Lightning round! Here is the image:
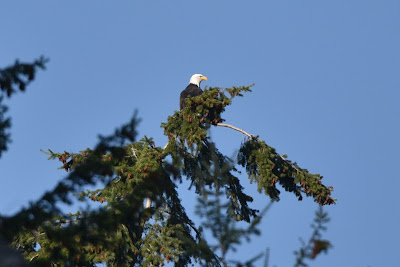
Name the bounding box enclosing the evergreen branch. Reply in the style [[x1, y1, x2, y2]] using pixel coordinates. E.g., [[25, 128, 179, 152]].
[[294, 206, 332, 267], [216, 122, 300, 172], [0, 56, 48, 97], [0, 58, 47, 157], [164, 207, 202, 240], [1, 114, 140, 244], [0, 97, 11, 158]]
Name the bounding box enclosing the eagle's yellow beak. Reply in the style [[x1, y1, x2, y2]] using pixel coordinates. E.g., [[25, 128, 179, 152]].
[[201, 76, 208, 81]]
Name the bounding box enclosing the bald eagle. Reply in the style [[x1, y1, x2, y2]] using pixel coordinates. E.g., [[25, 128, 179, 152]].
[[180, 74, 208, 110]]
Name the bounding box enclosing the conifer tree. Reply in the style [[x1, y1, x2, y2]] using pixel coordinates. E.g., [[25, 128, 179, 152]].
[[0, 67, 335, 265]]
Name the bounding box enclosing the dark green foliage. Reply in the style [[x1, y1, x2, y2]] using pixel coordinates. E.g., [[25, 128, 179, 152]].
[[238, 139, 335, 205], [165, 138, 257, 223], [196, 180, 273, 267], [0, 57, 48, 97], [0, 57, 47, 158], [0, 97, 11, 158], [0, 82, 335, 266]]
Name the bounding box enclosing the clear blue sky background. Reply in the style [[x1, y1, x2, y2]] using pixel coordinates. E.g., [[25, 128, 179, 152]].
[[1, 1, 399, 266]]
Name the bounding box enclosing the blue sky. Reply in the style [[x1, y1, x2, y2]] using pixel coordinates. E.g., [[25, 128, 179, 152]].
[[1, 1, 399, 266]]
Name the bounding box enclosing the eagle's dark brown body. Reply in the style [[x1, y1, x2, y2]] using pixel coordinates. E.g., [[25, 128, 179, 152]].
[[180, 83, 203, 110]]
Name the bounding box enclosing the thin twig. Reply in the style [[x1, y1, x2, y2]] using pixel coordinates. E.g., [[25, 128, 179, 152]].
[[278, 154, 299, 172], [30, 254, 39, 262], [216, 123, 255, 139], [163, 141, 169, 150]]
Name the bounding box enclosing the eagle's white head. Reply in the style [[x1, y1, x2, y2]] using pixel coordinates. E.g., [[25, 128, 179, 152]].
[[189, 74, 208, 87]]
